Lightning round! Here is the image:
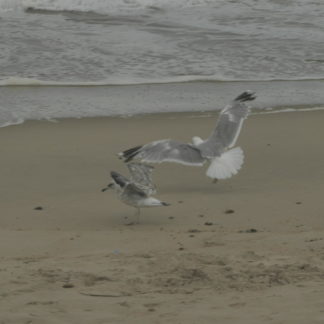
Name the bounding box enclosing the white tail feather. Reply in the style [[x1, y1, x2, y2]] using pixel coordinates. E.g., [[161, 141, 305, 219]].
[[206, 147, 244, 179]]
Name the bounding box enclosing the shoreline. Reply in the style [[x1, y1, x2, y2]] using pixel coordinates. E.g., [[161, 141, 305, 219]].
[[1, 79, 324, 128], [1, 109, 324, 323], [1, 102, 324, 129]]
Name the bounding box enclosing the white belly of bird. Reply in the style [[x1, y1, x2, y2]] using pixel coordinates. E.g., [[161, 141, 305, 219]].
[[122, 196, 164, 208]]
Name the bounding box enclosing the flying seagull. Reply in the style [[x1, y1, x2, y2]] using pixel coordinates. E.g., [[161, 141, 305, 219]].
[[102, 162, 170, 224], [118, 91, 256, 181]]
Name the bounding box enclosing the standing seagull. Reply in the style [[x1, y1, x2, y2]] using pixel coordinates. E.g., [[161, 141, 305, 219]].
[[118, 91, 256, 181], [102, 162, 170, 224]]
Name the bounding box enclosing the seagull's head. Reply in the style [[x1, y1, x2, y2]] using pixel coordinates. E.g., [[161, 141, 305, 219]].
[[192, 136, 204, 146]]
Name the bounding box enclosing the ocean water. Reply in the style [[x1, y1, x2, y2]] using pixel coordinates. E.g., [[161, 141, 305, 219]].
[[0, 0, 323, 126]]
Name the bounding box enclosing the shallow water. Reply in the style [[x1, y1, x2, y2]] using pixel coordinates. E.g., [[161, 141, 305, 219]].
[[1, 80, 323, 127]]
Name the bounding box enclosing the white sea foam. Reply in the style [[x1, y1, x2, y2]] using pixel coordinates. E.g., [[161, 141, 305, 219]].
[[0, 0, 22, 12], [1, 76, 324, 87], [0, 76, 213, 87], [1, 78, 323, 128], [0, 118, 25, 128], [1, 104, 323, 129], [253, 107, 324, 115]]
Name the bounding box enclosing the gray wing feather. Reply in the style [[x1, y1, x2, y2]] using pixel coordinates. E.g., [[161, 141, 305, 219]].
[[127, 162, 156, 195], [197, 99, 250, 157], [123, 183, 147, 198], [136, 139, 205, 166]]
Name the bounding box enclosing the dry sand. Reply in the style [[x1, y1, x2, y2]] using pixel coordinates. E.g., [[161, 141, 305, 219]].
[[1, 109, 324, 323]]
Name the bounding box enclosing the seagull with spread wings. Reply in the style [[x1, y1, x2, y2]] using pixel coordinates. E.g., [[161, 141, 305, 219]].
[[118, 91, 256, 181], [102, 162, 170, 224]]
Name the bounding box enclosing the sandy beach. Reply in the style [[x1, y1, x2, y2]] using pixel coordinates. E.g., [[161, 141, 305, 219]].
[[1, 109, 324, 323]]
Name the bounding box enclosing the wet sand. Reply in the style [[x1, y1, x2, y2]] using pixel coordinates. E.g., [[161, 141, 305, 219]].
[[1, 109, 324, 323]]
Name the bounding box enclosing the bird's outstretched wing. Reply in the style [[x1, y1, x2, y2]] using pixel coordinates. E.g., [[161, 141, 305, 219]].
[[123, 183, 147, 198], [197, 91, 256, 158], [110, 171, 129, 188], [127, 162, 156, 195], [120, 139, 205, 166]]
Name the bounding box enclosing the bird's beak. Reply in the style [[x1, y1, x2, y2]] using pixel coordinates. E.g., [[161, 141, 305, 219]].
[[101, 183, 114, 192]]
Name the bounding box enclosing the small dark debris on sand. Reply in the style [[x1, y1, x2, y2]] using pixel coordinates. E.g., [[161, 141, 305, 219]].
[[34, 206, 43, 210], [204, 222, 213, 226], [296, 201, 302, 205], [224, 209, 235, 214], [239, 228, 258, 233], [305, 237, 323, 243], [188, 229, 201, 233], [168, 216, 175, 220], [62, 283, 74, 288]]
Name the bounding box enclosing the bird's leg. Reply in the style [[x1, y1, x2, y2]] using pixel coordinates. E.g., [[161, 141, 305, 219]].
[[123, 215, 134, 226], [135, 207, 141, 224], [212, 178, 218, 184], [123, 208, 141, 226]]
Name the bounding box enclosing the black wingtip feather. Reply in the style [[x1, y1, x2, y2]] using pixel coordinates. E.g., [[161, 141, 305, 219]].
[[124, 154, 136, 163], [121, 145, 142, 162], [122, 145, 142, 156], [234, 91, 256, 102]]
